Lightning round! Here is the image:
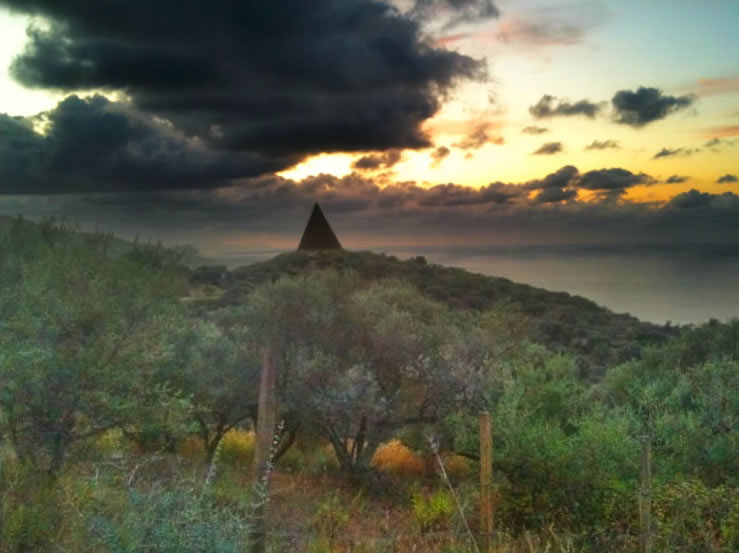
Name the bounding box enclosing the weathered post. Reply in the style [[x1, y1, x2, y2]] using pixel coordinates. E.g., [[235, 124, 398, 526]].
[[251, 346, 278, 553], [479, 411, 493, 553], [639, 433, 652, 553], [254, 347, 277, 478]]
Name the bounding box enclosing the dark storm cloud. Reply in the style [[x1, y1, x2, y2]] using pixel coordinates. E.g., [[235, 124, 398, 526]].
[[665, 175, 690, 184], [522, 125, 548, 135], [532, 142, 563, 155], [584, 139, 620, 151], [4, 0, 485, 184], [529, 95, 602, 119], [652, 147, 700, 159], [430, 146, 450, 166], [578, 168, 655, 192], [452, 123, 504, 150], [0, 114, 44, 189], [352, 150, 403, 170], [611, 87, 695, 127], [717, 174, 738, 183], [1, 95, 286, 194]]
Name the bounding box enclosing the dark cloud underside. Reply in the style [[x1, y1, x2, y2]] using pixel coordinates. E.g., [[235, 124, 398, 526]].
[[533, 187, 577, 204], [578, 168, 655, 193], [524, 165, 579, 190], [352, 150, 403, 170]]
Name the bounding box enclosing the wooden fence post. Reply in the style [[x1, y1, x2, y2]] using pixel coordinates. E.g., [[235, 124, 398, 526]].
[[639, 433, 652, 553], [479, 411, 493, 553], [251, 346, 278, 553]]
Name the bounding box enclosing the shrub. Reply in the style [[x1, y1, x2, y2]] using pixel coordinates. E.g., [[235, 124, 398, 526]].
[[372, 440, 426, 477], [654, 479, 739, 552], [411, 486, 455, 534], [219, 429, 256, 467]]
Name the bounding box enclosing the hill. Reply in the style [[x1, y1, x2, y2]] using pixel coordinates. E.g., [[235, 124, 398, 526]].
[[189, 249, 676, 377], [0, 215, 213, 267]]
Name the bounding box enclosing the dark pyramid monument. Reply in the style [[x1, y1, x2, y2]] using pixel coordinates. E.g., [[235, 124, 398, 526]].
[[298, 203, 342, 250]]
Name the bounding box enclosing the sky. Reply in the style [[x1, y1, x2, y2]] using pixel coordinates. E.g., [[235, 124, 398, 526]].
[[0, 0, 738, 255]]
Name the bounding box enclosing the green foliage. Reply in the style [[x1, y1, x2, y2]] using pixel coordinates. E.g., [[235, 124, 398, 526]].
[[1, 220, 736, 552], [88, 484, 251, 553], [245, 271, 488, 474], [168, 313, 260, 461], [0, 219, 189, 472], [206, 249, 675, 372], [311, 492, 351, 547], [411, 487, 455, 534], [438, 322, 738, 542], [599, 322, 738, 485], [654, 478, 739, 552], [0, 462, 61, 553]]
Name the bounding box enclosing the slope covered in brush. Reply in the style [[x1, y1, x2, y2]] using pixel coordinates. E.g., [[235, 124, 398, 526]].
[[190, 249, 676, 377]]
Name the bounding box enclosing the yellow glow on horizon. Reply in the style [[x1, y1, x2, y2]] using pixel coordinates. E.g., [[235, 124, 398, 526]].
[[277, 153, 356, 180]]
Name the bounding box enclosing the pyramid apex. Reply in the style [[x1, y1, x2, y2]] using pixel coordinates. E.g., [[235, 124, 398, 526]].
[[298, 203, 342, 251]]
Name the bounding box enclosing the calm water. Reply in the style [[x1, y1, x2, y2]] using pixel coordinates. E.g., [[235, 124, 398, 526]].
[[209, 243, 739, 325], [386, 244, 739, 325]]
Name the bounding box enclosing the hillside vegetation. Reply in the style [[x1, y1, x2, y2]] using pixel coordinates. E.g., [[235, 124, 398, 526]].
[[0, 219, 736, 553], [191, 249, 676, 377]]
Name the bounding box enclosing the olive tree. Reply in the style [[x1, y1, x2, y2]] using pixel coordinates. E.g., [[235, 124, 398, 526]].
[[168, 310, 261, 463], [246, 271, 487, 474]]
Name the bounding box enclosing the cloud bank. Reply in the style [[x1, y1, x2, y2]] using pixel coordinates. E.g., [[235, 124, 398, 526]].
[[2, 0, 486, 193]]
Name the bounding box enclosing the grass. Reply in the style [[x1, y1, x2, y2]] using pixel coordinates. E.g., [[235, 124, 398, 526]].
[[3, 431, 734, 552]]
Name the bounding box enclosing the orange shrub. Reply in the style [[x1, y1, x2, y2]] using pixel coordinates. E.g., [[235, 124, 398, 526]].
[[371, 440, 426, 477]]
